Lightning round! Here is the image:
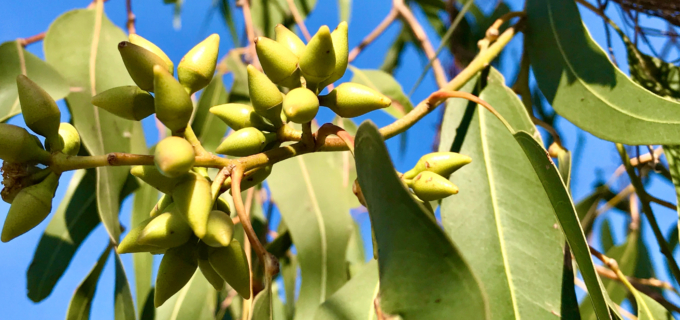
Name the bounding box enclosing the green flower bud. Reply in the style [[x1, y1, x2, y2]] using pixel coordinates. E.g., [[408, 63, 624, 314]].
[[16, 75, 61, 146], [202, 210, 234, 248], [215, 197, 231, 214], [56, 123, 81, 156], [150, 194, 173, 218], [131, 165, 182, 194], [299, 26, 336, 85], [209, 239, 251, 299], [197, 246, 224, 291], [402, 152, 472, 180], [155, 242, 198, 307], [129, 34, 174, 73], [319, 83, 391, 118], [215, 127, 276, 157], [138, 204, 193, 248], [178, 34, 220, 94], [222, 165, 272, 191], [0, 124, 50, 164], [410, 171, 459, 201], [117, 216, 163, 254], [255, 36, 299, 85], [209, 103, 275, 131], [320, 21, 349, 88], [91, 86, 155, 121], [283, 87, 319, 123], [154, 65, 193, 133], [172, 172, 212, 239], [118, 41, 172, 92], [154, 137, 195, 178], [1, 173, 59, 242], [247, 65, 284, 125], [275, 24, 306, 57]]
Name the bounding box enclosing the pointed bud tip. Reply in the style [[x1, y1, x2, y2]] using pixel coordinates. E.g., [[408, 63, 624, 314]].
[[118, 41, 129, 49]]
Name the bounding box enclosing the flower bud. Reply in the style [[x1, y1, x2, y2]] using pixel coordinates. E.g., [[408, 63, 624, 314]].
[[209, 239, 251, 298], [155, 242, 198, 307], [154, 65, 193, 133], [255, 36, 299, 86], [411, 171, 459, 201], [91, 86, 155, 121], [319, 83, 391, 118], [118, 41, 172, 92], [0, 124, 50, 164], [178, 34, 220, 94], [299, 26, 336, 85], [283, 87, 319, 123], [154, 137, 195, 178], [247, 65, 284, 125], [197, 246, 224, 290], [1, 173, 59, 242], [150, 194, 173, 217], [131, 165, 182, 194], [202, 210, 234, 247], [275, 24, 306, 57], [172, 172, 212, 239], [402, 152, 472, 180], [117, 216, 162, 254], [137, 204, 193, 248], [16, 75, 61, 147], [56, 123, 81, 156], [215, 127, 276, 157], [209, 103, 275, 131], [320, 21, 349, 88], [129, 34, 174, 73], [222, 165, 273, 191]]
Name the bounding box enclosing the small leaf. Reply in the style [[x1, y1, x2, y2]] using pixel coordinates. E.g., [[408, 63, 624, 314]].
[[349, 67, 414, 118], [66, 246, 111, 320], [0, 41, 69, 122], [314, 260, 378, 320], [192, 76, 229, 152], [114, 253, 136, 320], [355, 121, 489, 319], [526, 0, 680, 145], [155, 270, 216, 320]]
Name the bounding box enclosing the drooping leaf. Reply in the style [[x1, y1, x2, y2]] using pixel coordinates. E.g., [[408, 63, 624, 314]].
[[0, 41, 69, 122], [561, 246, 581, 320], [514, 131, 611, 320], [217, 0, 240, 47], [525, 0, 680, 145], [349, 67, 414, 119], [114, 253, 136, 320], [601, 219, 615, 253], [338, 0, 351, 23], [345, 221, 365, 278], [355, 121, 489, 319], [380, 26, 410, 74], [44, 7, 136, 243], [439, 68, 564, 319], [251, 279, 273, 320], [226, 51, 249, 104], [281, 253, 298, 320], [314, 260, 378, 320], [665, 146, 680, 249], [250, 0, 317, 38], [66, 246, 111, 320], [623, 30, 680, 100], [155, 270, 216, 320], [630, 287, 676, 320], [27, 169, 98, 302], [192, 75, 229, 152], [268, 152, 354, 320]]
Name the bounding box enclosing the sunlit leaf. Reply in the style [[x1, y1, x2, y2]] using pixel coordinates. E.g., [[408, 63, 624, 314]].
[[114, 253, 136, 320], [315, 260, 378, 320], [65, 246, 111, 320], [155, 270, 216, 320], [192, 76, 229, 152]]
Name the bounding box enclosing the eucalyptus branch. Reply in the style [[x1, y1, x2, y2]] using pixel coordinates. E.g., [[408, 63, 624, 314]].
[[348, 8, 398, 63], [284, 0, 311, 41], [125, 0, 136, 35], [595, 264, 678, 294], [183, 126, 209, 157], [646, 193, 677, 212], [17, 32, 46, 47], [477, 11, 525, 50], [617, 143, 680, 284], [236, 0, 260, 69]]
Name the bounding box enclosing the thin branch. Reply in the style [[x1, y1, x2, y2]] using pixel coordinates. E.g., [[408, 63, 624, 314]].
[[608, 147, 663, 186], [647, 193, 677, 212], [393, 0, 448, 88], [126, 0, 136, 35], [236, 0, 260, 69], [574, 278, 638, 320], [477, 11, 525, 50], [348, 8, 399, 63], [595, 265, 678, 294], [17, 32, 46, 47], [284, 0, 311, 41], [596, 184, 634, 216]]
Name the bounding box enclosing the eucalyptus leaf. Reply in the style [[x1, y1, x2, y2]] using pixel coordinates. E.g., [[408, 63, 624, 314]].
[[226, 51, 249, 104], [192, 75, 229, 152], [44, 8, 136, 243], [268, 152, 354, 320], [155, 270, 216, 320], [345, 222, 365, 278], [526, 0, 680, 145], [314, 260, 378, 320], [355, 121, 489, 319], [439, 68, 564, 319], [630, 287, 676, 320], [338, 0, 351, 23], [114, 253, 136, 320], [665, 146, 680, 249], [250, 0, 317, 38], [251, 279, 273, 320], [66, 246, 111, 320], [0, 40, 69, 123], [349, 67, 414, 118]]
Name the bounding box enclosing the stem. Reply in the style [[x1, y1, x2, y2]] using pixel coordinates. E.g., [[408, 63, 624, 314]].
[[284, 0, 311, 41], [237, 0, 259, 69], [183, 126, 209, 157], [126, 0, 136, 35], [348, 9, 398, 63], [617, 143, 680, 284], [17, 32, 46, 47]]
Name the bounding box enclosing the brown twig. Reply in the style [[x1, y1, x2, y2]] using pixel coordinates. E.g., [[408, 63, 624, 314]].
[[284, 0, 311, 41], [574, 278, 638, 320], [348, 8, 399, 63], [392, 0, 448, 88], [647, 193, 677, 211], [595, 265, 678, 294], [608, 147, 663, 186], [315, 124, 355, 155], [236, 0, 260, 69], [126, 0, 136, 35], [17, 32, 46, 47]]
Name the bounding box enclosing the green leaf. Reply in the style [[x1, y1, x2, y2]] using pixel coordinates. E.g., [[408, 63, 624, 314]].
[[349, 67, 414, 118], [252, 279, 273, 320], [665, 146, 680, 248], [268, 152, 354, 320], [345, 221, 365, 278], [630, 287, 676, 320], [338, 0, 351, 23], [513, 131, 612, 320], [439, 68, 564, 319], [600, 220, 615, 253], [226, 51, 249, 104], [114, 253, 136, 320], [281, 253, 298, 320], [66, 246, 111, 320], [0, 41, 69, 122], [192, 75, 229, 152], [525, 0, 680, 145], [217, 0, 240, 48], [27, 169, 98, 302], [155, 270, 216, 320], [314, 260, 378, 320], [250, 0, 317, 38], [44, 8, 136, 243], [380, 26, 409, 74], [355, 121, 489, 319], [561, 246, 581, 320]]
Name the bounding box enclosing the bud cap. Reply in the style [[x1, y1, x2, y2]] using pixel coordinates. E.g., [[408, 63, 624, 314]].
[[178, 34, 220, 94], [299, 26, 336, 84], [154, 137, 195, 178], [411, 171, 459, 201], [153, 65, 193, 133], [118, 41, 173, 92], [283, 87, 319, 123]]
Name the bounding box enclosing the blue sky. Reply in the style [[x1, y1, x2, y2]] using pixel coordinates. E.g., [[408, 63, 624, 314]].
[[0, 0, 678, 318]]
